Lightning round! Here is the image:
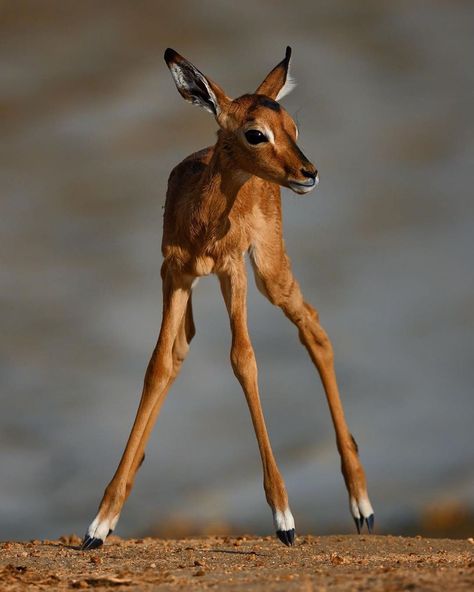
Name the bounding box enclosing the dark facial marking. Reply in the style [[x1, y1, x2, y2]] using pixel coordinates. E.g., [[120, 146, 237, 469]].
[[287, 132, 311, 166], [256, 95, 281, 111]]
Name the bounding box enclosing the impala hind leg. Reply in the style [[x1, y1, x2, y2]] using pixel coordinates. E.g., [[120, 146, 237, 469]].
[[251, 248, 374, 533], [219, 261, 295, 546], [81, 273, 193, 550]]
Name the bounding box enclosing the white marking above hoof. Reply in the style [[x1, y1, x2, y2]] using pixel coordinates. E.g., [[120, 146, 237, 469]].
[[272, 507, 295, 532], [350, 495, 374, 519], [86, 513, 118, 542]]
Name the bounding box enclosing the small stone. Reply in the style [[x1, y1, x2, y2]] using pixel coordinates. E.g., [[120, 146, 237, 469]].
[[194, 569, 206, 577], [71, 580, 89, 589], [330, 553, 346, 565], [48, 574, 60, 582]]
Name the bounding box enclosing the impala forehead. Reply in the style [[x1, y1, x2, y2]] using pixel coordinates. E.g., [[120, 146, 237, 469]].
[[244, 106, 297, 137], [229, 95, 298, 141]]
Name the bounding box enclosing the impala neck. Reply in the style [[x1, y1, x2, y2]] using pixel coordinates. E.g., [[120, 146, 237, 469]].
[[188, 135, 249, 237], [208, 132, 253, 198]]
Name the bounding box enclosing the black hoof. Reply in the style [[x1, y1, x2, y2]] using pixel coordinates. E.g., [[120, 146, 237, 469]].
[[354, 516, 364, 534], [366, 513, 375, 534], [81, 535, 104, 551], [276, 529, 295, 547]]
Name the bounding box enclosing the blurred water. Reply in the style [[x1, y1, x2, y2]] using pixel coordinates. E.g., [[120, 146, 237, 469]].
[[1, 1, 473, 540]]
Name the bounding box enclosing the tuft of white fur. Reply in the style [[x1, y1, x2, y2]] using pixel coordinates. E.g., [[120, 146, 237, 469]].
[[350, 495, 374, 519], [86, 515, 111, 541], [86, 512, 120, 541], [358, 497, 374, 517], [276, 73, 296, 101], [273, 507, 295, 531]]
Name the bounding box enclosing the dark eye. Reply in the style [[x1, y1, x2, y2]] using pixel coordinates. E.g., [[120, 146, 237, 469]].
[[244, 129, 268, 145]]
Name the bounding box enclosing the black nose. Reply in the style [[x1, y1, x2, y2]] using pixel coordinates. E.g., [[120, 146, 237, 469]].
[[301, 168, 317, 180]]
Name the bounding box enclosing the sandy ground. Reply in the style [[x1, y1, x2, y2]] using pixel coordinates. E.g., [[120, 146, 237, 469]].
[[0, 535, 473, 591]]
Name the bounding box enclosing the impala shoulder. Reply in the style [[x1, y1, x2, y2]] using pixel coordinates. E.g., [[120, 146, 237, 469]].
[[168, 146, 213, 182]]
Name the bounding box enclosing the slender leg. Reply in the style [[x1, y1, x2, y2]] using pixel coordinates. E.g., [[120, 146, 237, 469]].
[[250, 245, 374, 533], [123, 295, 196, 504], [219, 258, 295, 546], [82, 270, 193, 549]]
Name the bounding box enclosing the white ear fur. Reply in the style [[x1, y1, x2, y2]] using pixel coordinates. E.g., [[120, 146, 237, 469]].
[[168, 59, 220, 115], [255, 46, 295, 101], [275, 62, 296, 101]]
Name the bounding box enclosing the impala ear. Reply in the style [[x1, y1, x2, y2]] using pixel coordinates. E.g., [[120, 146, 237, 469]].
[[255, 46, 295, 101], [164, 48, 230, 117]]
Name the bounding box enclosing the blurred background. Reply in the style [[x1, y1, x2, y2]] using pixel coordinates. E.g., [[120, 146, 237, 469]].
[[1, 0, 473, 542]]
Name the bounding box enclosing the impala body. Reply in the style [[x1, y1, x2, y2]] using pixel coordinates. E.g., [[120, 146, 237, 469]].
[[82, 47, 374, 550]]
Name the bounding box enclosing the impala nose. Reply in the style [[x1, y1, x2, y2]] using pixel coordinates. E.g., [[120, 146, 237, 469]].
[[301, 168, 318, 180], [299, 167, 319, 188]]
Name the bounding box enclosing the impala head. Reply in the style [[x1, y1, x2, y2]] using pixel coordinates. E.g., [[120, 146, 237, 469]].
[[164, 47, 319, 195]]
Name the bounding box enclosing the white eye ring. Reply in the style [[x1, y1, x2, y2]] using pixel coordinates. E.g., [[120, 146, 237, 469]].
[[260, 125, 275, 145]]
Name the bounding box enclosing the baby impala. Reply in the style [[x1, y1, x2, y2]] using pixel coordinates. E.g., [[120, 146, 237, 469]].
[[82, 47, 374, 550]]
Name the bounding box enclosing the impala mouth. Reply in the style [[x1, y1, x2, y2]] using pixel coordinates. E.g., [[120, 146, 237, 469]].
[[288, 175, 319, 194]]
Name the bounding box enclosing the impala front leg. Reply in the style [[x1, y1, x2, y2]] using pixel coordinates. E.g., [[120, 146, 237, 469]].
[[122, 296, 196, 504], [81, 269, 192, 549], [251, 245, 375, 534], [219, 259, 295, 546]]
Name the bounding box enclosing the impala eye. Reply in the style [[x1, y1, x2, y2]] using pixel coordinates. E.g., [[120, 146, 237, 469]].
[[244, 129, 268, 145]]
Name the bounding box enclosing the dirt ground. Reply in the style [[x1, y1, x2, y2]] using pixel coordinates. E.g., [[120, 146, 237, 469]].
[[1, 535, 473, 591]]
